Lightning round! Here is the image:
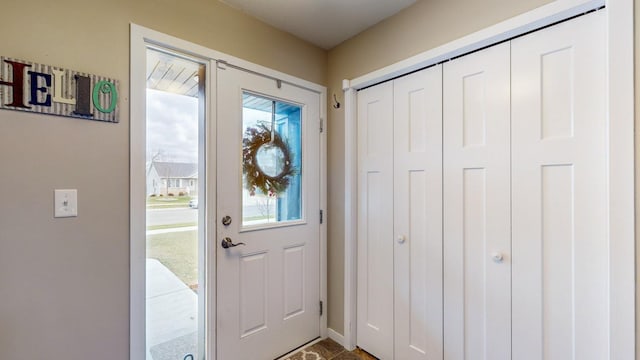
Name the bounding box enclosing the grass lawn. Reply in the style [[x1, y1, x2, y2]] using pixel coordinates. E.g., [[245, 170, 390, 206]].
[[147, 230, 198, 288], [147, 195, 194, 209]]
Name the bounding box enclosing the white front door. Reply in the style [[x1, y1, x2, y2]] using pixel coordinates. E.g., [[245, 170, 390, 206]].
[[216, 64, 321, 360]]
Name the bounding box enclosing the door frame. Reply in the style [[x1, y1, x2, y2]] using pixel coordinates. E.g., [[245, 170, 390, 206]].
[[130, 24, 328, 360], [343, 0, 634, 356]]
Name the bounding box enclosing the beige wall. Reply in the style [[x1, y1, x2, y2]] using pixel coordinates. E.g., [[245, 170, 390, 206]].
[[0, 1, 326, 359]]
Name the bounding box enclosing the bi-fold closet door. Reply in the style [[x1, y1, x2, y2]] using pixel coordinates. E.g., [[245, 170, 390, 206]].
[[358, 9, 608, 360], [444, 10, 607, 360], [510, 11, 608, 360], [442, 40, 512, 360], [357, 65, 443, 360]]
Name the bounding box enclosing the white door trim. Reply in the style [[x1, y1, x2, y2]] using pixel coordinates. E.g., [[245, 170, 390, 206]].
[[605, 0, 635, 356], [342, 0, 634, 355], [130, 24, 328, 360], [129, 23, 146, 360]]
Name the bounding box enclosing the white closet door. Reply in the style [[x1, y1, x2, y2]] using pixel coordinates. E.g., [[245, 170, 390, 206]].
[[443, 42, 511, 360], [357, 82, 394, 360], [511, 11, 607, 360], [394, 66, 443, 360]]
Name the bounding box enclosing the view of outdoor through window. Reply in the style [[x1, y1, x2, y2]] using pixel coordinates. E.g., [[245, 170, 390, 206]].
[[145, 48, 203, 360], [242, 93, 302, 227]]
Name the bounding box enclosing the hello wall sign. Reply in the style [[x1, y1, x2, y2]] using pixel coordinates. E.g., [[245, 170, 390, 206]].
[[0, 57, 119, 123]]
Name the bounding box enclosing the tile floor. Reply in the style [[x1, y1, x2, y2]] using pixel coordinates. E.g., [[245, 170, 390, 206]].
[[285, 338, 378, 360]]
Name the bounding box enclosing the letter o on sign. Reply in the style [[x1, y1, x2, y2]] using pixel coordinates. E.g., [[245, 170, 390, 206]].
[[92, 80, 118, 113]]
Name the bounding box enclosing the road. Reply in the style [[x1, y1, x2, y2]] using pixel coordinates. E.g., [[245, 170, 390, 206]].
[[146, 205, 268, 226], [147, 207, 197, 226]]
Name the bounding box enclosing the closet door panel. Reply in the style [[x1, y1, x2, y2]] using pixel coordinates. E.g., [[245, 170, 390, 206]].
[[511, 11, 607, 360], [443, 42, 511, 360], [357, 82, 394, 360], [394, 65, 443, 360]]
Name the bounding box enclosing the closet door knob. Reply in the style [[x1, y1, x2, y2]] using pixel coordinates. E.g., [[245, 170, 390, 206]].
[[491, 252, 504, 263], [397, 235, 406, 244]]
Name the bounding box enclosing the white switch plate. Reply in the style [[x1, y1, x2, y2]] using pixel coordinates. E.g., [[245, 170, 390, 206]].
[[54, 189, 78, 218]]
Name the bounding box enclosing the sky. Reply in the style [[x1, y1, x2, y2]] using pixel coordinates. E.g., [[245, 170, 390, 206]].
[[146, 89, 199, 164], [145, 89, 287, 165]]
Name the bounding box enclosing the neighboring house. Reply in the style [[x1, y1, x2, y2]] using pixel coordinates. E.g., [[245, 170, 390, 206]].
[[147, 161, 198, 196]]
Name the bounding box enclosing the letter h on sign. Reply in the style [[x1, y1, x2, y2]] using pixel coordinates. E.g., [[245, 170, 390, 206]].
[[0, 60, 31, 108]]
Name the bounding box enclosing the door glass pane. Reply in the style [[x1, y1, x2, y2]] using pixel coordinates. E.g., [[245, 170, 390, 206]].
[[242, 92, 302, 227], [145, 48, 204, 360]]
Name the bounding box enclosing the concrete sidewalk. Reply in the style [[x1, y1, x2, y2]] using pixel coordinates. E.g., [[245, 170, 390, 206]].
[[146, 258, 198, 360]]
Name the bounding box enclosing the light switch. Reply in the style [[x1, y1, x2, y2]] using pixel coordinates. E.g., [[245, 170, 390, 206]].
[[54, 189, 78, 218]]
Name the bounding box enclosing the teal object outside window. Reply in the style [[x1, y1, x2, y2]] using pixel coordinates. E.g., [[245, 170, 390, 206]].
[[276, 106, 301, 221]]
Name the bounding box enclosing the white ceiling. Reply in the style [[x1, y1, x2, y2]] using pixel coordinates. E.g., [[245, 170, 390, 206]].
[[219, 0, 417, 49]]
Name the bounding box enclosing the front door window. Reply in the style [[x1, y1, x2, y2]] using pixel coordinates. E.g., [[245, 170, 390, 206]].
[[241, 93, 303, 227]]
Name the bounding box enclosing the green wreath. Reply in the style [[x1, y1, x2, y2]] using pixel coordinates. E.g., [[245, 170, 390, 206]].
[[243, 124, 295, 196]]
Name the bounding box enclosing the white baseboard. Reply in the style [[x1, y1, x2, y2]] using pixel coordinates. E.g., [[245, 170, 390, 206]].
[[327, 328, 345, 348]]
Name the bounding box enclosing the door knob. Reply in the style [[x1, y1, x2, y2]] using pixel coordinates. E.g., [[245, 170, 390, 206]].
[[221, 237, 245, 249], [491, 252, 504, 263], [397, 235, 406, 244]]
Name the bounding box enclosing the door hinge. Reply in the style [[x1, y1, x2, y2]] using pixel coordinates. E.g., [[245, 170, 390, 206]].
[[217, 60, 227, 70], [320, 301, 323, 316], [320, 209, 323, 224], [320, 117, 324, 133]]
